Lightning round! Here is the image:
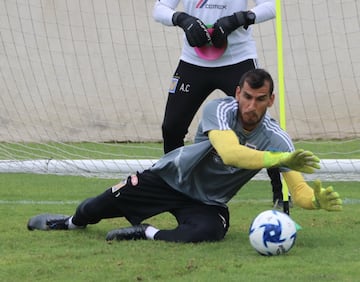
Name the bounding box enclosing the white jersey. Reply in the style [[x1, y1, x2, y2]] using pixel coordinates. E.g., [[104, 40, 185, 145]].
[[153, 0, 275, 67]]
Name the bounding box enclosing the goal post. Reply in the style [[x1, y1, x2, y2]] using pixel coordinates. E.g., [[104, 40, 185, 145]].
[[0, 0, 359, 179]]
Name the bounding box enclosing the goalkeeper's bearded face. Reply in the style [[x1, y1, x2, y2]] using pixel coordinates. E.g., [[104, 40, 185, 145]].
[[236, 81, 274, 131]]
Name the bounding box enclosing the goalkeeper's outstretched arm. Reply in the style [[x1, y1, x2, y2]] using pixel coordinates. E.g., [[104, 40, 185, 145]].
[[282, 171, 343, 211], [208, 129, 320, 174], [209, 129, 342, 211]]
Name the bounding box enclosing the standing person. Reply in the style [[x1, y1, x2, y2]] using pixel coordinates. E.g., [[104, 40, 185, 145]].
[[28, 69, 342, 243], [152, 0, 287, 207]]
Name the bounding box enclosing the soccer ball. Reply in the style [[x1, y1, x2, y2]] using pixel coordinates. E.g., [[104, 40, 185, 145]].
[[248, 210, 297, 256]]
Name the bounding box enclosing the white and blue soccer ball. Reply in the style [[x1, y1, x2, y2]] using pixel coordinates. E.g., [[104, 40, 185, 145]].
[[249, 210, 297, 256]]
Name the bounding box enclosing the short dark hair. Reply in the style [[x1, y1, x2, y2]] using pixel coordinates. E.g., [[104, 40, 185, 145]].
[[238, 68, 274, 95]]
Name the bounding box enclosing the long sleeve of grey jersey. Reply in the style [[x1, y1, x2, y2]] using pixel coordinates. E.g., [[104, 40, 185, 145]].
[[251, 0, 276, 23], [153, 0, 179, 26]]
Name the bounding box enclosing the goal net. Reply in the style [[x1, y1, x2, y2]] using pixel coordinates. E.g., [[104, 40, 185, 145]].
[[0, 0, 359, 180]]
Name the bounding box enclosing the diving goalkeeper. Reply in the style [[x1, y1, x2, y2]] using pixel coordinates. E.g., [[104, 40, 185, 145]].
[[27, 69, 342, 243]]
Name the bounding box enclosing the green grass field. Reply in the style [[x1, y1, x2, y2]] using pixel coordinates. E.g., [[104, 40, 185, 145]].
[[1, 173, 359, 282]]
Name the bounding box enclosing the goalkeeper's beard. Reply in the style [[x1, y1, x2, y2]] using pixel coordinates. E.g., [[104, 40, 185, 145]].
[[240, 111, 263, 130]]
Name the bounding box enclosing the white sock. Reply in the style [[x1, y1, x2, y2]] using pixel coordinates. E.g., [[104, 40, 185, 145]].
[[145, 225, 159, 240], [67, 216, 81, 230]]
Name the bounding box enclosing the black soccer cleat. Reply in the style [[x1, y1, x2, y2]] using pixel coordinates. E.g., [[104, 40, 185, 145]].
[[27, 214, 70, 231], [106, 224, 150, 241]]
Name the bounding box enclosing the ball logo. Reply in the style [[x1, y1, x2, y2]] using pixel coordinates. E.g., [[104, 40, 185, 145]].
[[258, 220, 286, 247]]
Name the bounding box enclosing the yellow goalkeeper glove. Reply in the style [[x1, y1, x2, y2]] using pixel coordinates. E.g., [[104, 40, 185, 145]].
[[312, 180, 343, 211], [264, 149, 320, 173]]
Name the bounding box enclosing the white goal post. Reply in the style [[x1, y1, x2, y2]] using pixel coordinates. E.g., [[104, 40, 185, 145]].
[[0, 0, 359, 179]]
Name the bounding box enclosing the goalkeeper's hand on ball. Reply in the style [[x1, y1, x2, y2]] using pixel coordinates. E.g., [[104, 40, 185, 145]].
[[264, 149, 320, 173], [312, 180, 343, 211]]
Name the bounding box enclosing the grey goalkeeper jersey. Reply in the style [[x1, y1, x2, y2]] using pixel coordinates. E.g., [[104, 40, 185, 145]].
[[150, 97, 295, 207]]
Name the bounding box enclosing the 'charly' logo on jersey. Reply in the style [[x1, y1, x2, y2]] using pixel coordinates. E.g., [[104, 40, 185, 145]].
[[196, 0, 226, 9], [196, 0, 207, 8]]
